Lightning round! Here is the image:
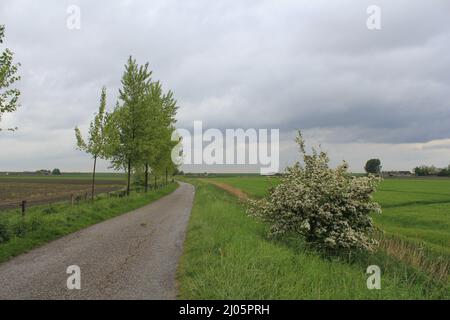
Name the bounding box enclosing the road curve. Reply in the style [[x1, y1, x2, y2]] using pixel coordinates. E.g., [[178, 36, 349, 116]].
[[0, 182, 195, 300]]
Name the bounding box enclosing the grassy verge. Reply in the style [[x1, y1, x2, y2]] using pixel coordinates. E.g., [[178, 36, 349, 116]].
[[177, 179, 448, 299], [0, 182, 178, 263], [203, 176, 450, 266]]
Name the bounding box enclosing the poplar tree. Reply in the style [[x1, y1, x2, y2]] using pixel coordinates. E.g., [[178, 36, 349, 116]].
[[141, 82, 179, 190], [159, 89, 179, 183], [0, 25, 21, 131], [105, 56, 152, 195], [99, 56, 180, 195], [140, 81, 163, 192], [74, 87, 108, 200]]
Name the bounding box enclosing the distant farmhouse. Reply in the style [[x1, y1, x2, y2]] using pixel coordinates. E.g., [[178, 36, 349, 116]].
[[35, 169, 51, 175]]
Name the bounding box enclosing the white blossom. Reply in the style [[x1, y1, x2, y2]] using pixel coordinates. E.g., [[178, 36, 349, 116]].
[[247, 131, 382, 252]]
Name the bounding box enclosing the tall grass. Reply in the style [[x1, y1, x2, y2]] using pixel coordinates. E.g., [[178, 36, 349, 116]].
[[378, 234, 449, 283]]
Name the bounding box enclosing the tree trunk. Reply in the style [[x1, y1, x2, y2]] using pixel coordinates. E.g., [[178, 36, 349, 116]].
[[91, 156, 97, 201], [165, 167, 168, 185], [154, 175, 157, 189], [127, 158, 131, 196], [144, 163, 149, 193]]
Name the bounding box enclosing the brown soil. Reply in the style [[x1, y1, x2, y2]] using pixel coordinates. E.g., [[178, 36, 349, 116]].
[[0, 181, 123, 211], [202, 180, 249, 201]]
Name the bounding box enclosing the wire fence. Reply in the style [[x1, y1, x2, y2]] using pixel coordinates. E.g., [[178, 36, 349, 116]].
[[6, 179, 175, 216]]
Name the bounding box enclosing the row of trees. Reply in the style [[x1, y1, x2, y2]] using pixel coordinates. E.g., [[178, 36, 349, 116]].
[[75, 57, 179, 199], [366, 160, 450, 177], [365, 160, 450, 177], [414, 165, 450, 177]]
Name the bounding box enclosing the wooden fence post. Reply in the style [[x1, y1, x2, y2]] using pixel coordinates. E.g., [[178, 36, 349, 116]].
[[21, 200, 27, 217], [71, 194, 74, 206]]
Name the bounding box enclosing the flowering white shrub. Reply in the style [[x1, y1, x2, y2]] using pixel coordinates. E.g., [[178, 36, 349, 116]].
[[247, 131, 382, 252]]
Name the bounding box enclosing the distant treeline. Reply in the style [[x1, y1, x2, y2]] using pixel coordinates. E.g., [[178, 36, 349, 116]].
[[414, 165, 450, 177], [0, 169, 60, 176]]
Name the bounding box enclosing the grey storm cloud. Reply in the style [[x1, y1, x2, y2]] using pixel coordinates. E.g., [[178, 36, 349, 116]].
[[1, 0, 450, 171]]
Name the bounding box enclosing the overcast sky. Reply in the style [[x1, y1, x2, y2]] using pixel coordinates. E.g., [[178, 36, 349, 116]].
[[1, 0, 450, 173]]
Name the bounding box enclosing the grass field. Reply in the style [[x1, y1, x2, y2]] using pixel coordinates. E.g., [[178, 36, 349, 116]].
[[0, 182, 178, 263], [177, 176, 449, 299], [204, 176, 450, 255], [374, 179, 450, 254]]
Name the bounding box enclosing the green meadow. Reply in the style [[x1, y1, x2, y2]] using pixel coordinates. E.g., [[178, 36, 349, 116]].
[[177, 176, 449, 299], [205, 176, 450, 256]]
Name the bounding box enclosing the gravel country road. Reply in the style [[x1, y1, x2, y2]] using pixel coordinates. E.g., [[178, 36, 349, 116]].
[[0, 182, 195, 300]]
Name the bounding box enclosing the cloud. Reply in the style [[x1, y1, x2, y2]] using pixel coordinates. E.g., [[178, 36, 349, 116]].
[[1, 0, 450, 171]]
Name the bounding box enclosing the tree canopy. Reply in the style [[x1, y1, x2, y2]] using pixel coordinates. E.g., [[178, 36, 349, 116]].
[[75, 87, 109, 199], [365, 158, 381, 174], [77, 56, 180, 195], [0, 25, 21, 131]]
